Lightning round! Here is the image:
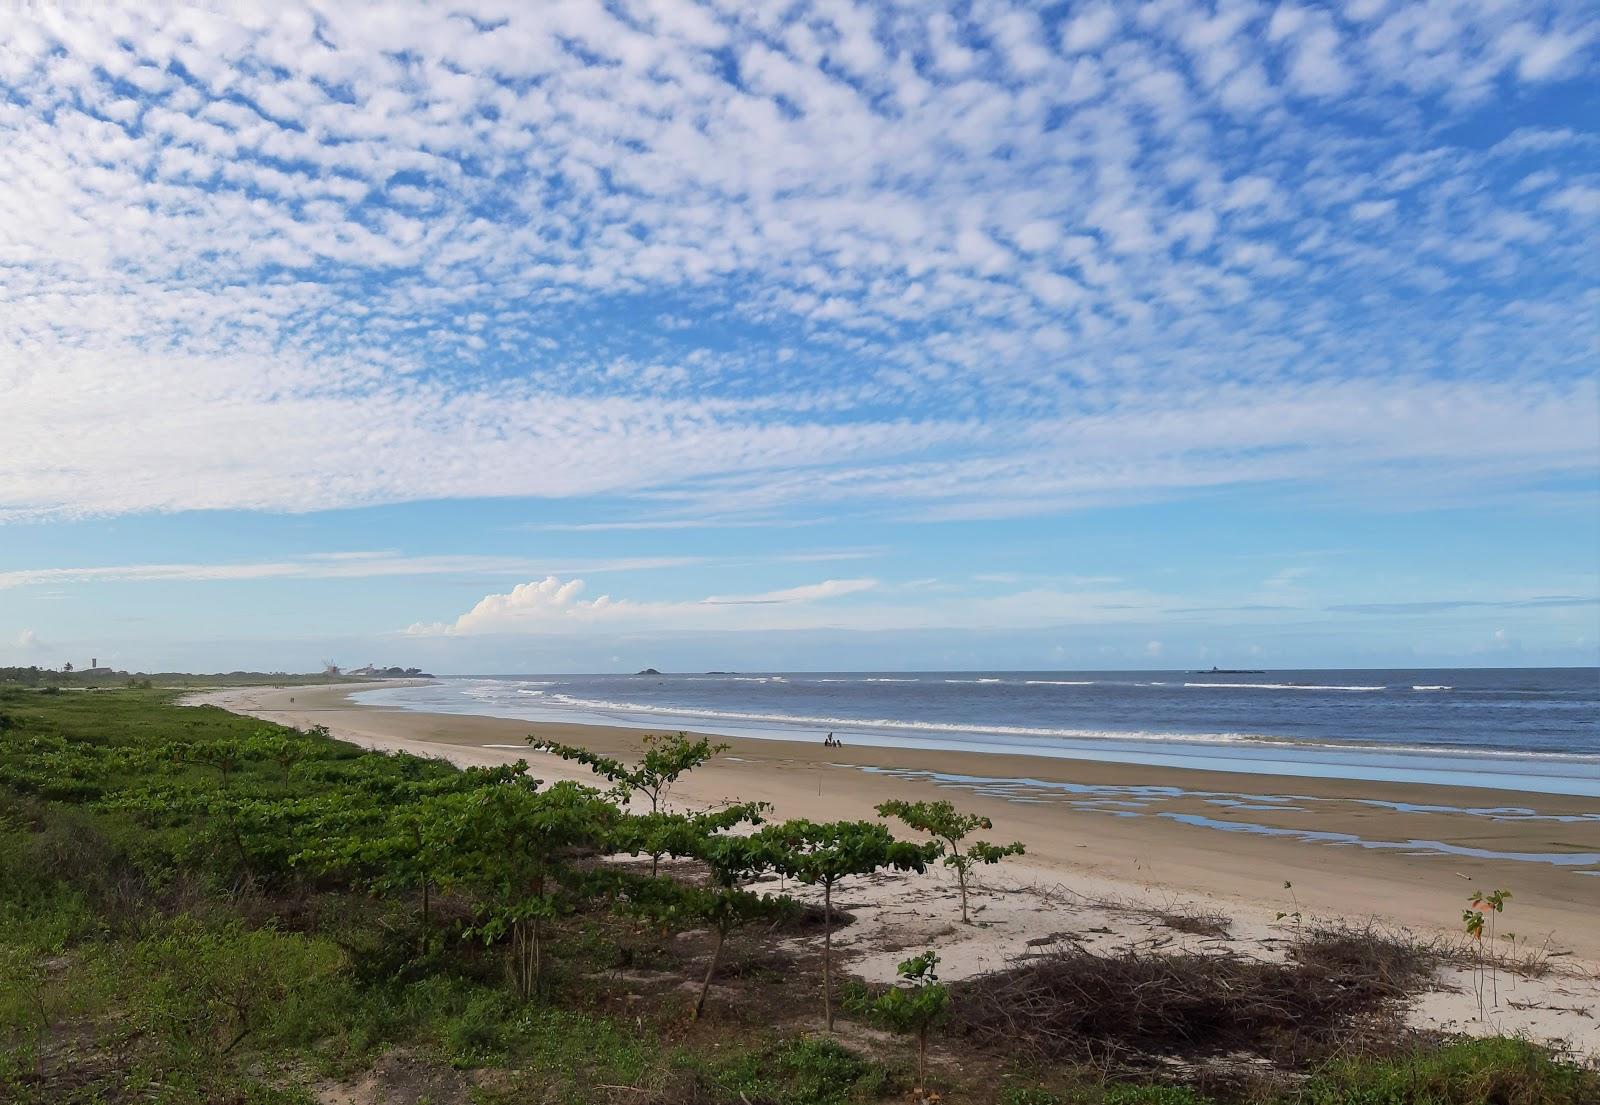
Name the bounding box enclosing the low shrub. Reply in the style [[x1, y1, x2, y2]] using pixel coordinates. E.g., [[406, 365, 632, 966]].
[[1295, 1036, 1600, 1105], [713, 1036, 892, 1105], [122, 915, 346, 1061]]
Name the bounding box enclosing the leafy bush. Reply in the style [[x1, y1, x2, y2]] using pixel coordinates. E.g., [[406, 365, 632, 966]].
[[714, 1036, 892, 1105], [1296, 1037, 1600, 1105], [845, 950, 949, 1097], [124, 916, 345, 1060], [1103, 1087, 1216, 1105]]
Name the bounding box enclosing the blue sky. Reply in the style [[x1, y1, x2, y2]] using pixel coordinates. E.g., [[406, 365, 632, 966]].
[[2, 1, 1596, 674]]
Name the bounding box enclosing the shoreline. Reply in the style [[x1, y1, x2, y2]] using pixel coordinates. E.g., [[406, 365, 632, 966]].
[[348, 676, 1600, 798], [190, 682, 1600, 959]]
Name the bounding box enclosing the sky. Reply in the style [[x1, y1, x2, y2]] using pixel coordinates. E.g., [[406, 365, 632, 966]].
[[2, 0, 1597, 675]]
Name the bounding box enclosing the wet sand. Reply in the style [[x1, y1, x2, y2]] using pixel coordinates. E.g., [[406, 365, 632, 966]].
[[190, 681, 1600, 962]]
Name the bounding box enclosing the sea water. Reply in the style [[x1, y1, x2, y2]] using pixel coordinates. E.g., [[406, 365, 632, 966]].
[[351, 667, 1600, 797]]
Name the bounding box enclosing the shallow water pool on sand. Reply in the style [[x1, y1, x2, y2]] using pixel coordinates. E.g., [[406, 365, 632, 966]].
[[858, 766, 1600, 876]]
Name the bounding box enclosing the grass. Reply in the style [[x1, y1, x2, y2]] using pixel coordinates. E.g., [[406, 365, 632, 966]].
[[1, 687, 1596, 1105], [1296, 1037, 1598, 1105], [701, 1037, 894, 1105]]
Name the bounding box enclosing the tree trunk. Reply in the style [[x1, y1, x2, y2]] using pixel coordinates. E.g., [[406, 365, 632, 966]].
[[515, 920, 528, 1001], [414, 825, 430, 931], [419, 877, 431, 957], [532, 916, 543, 999], [957, 864, 970, 924], [694, 926, 727, 1020], [823, 881, 834, 1031], [916, 1027, 927, 1098]]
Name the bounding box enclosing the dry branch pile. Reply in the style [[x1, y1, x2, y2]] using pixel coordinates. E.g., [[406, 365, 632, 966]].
[[953, 925, 1438, 1066]]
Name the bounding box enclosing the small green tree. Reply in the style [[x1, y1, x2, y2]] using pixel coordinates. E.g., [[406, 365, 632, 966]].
[[845, 950, 950, 1100], [1464, 887, 1512, 1019], [757, 819, 937, 1031], [528, 731, 728, 874], [294, 766, 472, 942], [601, 800, 777, 1018], [610, 800, 767, 874], [687, 831, 793, 1020], [613, 828, 794, 1020], [158, 739, 253, 873], [877, 799, 1024, 924], [428, 769, 618, 1000]]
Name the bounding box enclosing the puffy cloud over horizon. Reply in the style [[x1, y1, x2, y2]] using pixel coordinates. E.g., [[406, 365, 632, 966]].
[[405, 574, 885, 635], [2, 0, 1597, 525]]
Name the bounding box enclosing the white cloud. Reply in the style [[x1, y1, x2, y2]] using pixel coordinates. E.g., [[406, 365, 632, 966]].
[[408, 574, 877, 635], [701, 579, 877, 605], [407, 574, 1190, 636], [0, 554, 708, 589], [1513, 26, 1591, 81], [1062, 6, 1119, 53], [1350, 199, 1397, 221], [521, 519, 812, 532], [0, 1, 1591, 527], [1547, 185, 1600, 217]]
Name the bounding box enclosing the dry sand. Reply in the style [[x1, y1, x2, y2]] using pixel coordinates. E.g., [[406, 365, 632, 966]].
[[188, 681, 1600, 1057]]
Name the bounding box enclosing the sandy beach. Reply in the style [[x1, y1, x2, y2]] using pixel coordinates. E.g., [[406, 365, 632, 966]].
[[189, 680, 1600, 1056]]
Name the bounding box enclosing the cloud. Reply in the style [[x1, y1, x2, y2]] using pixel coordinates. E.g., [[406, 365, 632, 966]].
[[1166, 604, 1299, 614], [407, 574, 1189, 637], [408, 575, 877, 635], [0, 1, 1593, 527], [1350, 199, 1397, 221], [520, 519, 815, 532], [1329, 595, 1600, 615], [1062, 6, 1119, 53], [701, 579, 877, 605], [0, 553, 708, 589], [15, 629, 42, 650]]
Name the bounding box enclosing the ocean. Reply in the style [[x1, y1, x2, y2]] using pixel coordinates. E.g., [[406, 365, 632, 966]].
[[351, 667, 1600, 797]]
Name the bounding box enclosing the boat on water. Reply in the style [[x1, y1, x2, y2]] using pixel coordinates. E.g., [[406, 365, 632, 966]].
[[1186, 666, 1268, 675]]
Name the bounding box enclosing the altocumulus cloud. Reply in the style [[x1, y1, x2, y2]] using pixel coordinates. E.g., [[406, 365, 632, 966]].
[[0, 1, 1596, 523]]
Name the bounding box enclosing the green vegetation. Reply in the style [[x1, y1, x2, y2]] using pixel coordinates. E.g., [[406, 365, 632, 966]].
[[1, 686, 1595, 1105], [756, 818, 939, 1030], [877, 797, 1026, 924], [846, 950, 950, 1099], [1463, 887, 1513, 1021], [0, 666, 367, 689], [1297, 1037, 1594, 1105], [528, 730, 730, 873]]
